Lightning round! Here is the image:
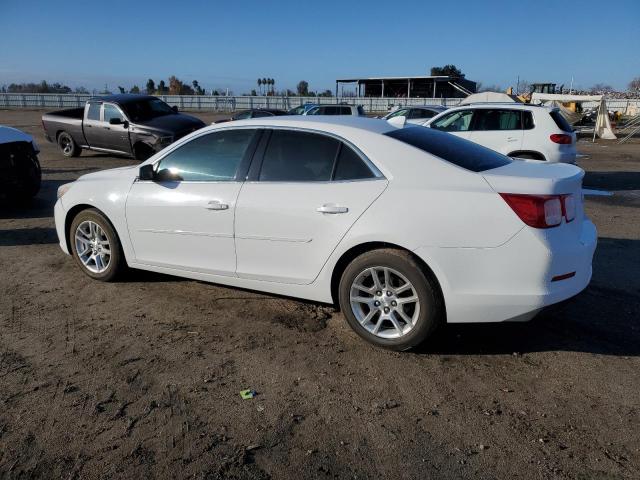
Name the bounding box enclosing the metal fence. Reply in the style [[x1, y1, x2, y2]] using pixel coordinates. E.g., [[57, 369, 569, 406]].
[[1, 93, 638, 114]]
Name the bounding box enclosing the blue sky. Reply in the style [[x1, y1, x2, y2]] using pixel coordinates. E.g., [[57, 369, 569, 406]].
[[2, 0, 639, 93]]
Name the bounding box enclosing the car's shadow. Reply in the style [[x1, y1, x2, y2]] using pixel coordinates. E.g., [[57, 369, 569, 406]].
[[0, 179, 72, 219], [583, 171, 640, 191]]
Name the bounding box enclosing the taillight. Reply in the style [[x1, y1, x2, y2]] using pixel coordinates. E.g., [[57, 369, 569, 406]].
[[562, 194, 575, 222], [550, 133, 573, 144], [500, 193, 575, 229]]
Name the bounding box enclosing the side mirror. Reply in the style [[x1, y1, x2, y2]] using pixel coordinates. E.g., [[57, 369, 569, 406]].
[[387, 116, 407, 128], [139, 164, 155, 181], [172, 106, 179, 113], [109, 117, 122, 125]]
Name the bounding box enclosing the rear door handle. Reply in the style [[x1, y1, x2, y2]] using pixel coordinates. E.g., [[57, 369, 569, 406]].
[[317, 204, 348, 214], [206, 200, 229, 210]]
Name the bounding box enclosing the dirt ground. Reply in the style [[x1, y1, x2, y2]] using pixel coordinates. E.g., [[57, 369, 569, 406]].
[[0, 109, 639, 480]]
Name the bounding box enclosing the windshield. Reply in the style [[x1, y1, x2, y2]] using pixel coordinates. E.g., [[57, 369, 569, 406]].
[[122, 98, 175, 122]]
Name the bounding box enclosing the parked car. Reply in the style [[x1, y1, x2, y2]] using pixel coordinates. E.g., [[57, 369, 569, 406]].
[[305, 104, 366, 116], [421, 103, 577, 163], [42, 94, 205, 160], [54, 117, 596, 350], [288, 103, 318, 115], [215, 109, 288, 123], [383, 105, 447, 124], [0, 126, 41, 202]]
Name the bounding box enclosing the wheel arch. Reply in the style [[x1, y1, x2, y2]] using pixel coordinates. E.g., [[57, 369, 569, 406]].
[[132, 141, 154, 160], [64, 203, 122, 256], [508, 150, 546, 160], [329, 241, 446, 317]]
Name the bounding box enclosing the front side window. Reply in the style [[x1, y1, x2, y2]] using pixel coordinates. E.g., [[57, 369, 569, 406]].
[[251, 110, 274, 118], [259, 130, 339, 181], [87, 102, 101, 121], [103, 104, 124, 123], [386, 109, 408, 119], [233, 110, 252, 120], [472, 109, 521, 131], [156, 129, 255, 182], [430, 110, 474, 132]]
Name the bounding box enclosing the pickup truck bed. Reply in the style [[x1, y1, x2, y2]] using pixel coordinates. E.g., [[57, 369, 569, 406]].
[[42, 108, 85, 145]]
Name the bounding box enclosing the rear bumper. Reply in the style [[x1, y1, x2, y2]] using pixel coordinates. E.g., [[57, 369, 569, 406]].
[[414, 219, 597, 323]]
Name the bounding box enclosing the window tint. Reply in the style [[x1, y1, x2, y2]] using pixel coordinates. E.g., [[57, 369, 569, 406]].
[[103, 104, 124, 123], [472, 109, 521, 130], [385, 127, 511, 173], [333, 144, 375, 181], [522, 111, 534, 130], [87, 102, 101, 121], [251, 110, 274, 118], [430, 110, 474, 132], [549, 110, 573, 132], [408, 108, 433, 119], [387, 109, 408, 119], [156, 130, 255, 182], [340, 107, 352, 115], [259, 130, 339, 181], [357, 106, 366, 116], [233, 110, 252, 120]]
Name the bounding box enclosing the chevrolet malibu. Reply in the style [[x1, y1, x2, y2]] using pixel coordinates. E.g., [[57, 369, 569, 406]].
[[54, 116, 597, 350]]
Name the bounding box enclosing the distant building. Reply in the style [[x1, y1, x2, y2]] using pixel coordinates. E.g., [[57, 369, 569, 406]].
[[335, 75, 476, 98]]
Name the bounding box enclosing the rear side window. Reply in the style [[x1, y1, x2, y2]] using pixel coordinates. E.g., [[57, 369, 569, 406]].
[[259, 130, 339, 181], [522, 111, 534, 130], [156, 129, 255, 181], [385, 127, 511, 172], [333, 144, 375, 181], [340, 107, 352, 115], [87, 102, 101, 121], [549, 110, 573, 132], [472, 109, 521, 130]]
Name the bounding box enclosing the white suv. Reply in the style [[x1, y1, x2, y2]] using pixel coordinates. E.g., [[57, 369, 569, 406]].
[[422, 104, 577, 163]]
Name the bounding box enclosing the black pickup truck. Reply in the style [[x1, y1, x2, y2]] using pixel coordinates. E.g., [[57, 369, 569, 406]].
[[42, 94, 205, 160]]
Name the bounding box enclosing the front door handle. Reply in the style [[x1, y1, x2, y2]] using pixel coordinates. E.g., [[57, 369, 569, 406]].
[[206, 200, 229, 210], [317, 204, 348, 214]]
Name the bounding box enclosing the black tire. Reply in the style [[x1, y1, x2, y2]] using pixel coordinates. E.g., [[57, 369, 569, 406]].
[[58, 131, 81, 157], [69, 208, 125, 282], [133, 143, 153, 161], [338, 248, 443, 351], [20, 151, 41, 199]]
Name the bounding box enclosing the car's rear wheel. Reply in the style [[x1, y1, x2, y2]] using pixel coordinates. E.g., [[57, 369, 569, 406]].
[[338, 249, 443, 350], [70, 209, 125, 281], [58, 132, 81, 157]]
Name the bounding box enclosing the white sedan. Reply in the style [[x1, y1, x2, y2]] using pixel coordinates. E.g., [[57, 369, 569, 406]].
[[54, 116, 597, 350]]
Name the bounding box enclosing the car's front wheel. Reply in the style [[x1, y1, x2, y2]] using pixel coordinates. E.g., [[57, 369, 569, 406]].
[[70, 208, 125, 281], [338, 249, 443, 351]]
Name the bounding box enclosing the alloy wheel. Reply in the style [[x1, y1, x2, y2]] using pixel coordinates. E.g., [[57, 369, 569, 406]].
[[349, 266, 420, 339], [74, 220, 111, 273]]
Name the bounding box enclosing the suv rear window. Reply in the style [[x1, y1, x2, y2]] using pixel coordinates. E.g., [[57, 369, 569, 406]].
[[385, 127, 511, 172], [549, 110, 573, 132]]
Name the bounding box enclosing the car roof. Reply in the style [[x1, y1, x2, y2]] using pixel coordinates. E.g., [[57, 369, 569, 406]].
[[450, 102, 550, 111], [207, 115, 394, 135]]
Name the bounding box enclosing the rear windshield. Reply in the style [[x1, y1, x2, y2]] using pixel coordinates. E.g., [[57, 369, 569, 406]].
[[549, 110, 573, 132], [385, 127, 512, 172]]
